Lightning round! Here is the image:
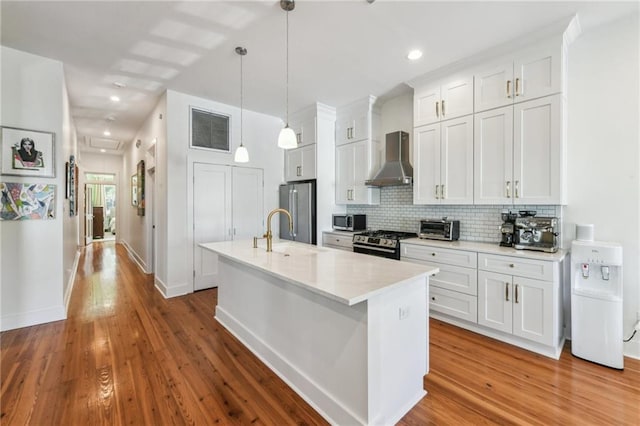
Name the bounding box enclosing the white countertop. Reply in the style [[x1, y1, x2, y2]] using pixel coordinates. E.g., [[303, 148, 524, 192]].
[[402, 238, 567, 262], [200, 239, 438, 306]]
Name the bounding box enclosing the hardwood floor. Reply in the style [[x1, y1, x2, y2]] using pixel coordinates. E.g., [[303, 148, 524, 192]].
[[1, 242, 639, 425]]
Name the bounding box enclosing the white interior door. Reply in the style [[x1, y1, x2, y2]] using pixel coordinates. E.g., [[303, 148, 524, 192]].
[[231, 167, 263, 240], [85, 185, 93, 245], [193, 163, 231, 291]]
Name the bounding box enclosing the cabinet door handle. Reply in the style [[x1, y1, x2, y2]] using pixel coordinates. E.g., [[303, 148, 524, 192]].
[[297, 166, 302, 176], [441, 184, 446, 199], [514, 180, 519, 198], [515, 284, 519, 304], [435, 101, 440, 118], [435, 184, 440, 199], [505, 283, 510, 301], [507, 80, 512, 98], [296, 133, 302, 143], [506, 181, 511, 198], [515, 78, 520, 96], [441, 99, 445, 116]]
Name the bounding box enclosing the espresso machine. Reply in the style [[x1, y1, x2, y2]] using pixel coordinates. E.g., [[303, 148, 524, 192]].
[[513, 211, 559, 253], [499, 212, 517, 247]]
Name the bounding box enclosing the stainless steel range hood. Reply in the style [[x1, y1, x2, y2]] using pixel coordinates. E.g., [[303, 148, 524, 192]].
[[365, 131, 413, 186]]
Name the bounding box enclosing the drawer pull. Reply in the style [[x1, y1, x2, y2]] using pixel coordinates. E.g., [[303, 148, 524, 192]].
[[509, 263, 515, 268], [431, 253, 436, 256], [505, 282, 510, 301], [515, 284, 519, 304]]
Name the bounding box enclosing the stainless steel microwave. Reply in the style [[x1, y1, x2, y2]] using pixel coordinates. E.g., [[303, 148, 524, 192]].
[[332, 214, 367, 231]]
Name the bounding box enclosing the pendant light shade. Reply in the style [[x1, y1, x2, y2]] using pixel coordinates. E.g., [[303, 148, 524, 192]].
[[234, 46, 249, 163], [278, 0, 297, 150], [277, 126, 297, 149]]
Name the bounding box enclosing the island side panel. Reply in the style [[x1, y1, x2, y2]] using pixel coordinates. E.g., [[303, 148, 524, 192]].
[[215, 256, 370, 425], [366, 276, 429, 425]]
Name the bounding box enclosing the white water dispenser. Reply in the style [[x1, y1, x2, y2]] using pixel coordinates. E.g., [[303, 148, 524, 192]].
[[571, 240, 623, 369]]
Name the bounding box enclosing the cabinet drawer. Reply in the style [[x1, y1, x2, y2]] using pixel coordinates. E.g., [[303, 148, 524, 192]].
[[322, 233, 353, 250], [478, 253, 554, 281], [402, 244, 477, 268], [430, 262, 477, 296], [430, 286, 478, 323]]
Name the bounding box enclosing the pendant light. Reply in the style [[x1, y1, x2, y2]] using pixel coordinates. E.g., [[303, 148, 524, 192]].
[[277, 0, 297, 149], [234, 46, 249, 163]]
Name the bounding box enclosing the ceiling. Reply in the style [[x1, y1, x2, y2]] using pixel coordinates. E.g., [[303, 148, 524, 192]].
[[1, 1, 637, 155]]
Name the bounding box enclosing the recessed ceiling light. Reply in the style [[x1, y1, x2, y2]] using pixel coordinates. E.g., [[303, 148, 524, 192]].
[[103, 130, 111, 136], [407, 49, 423, 61], [110, 95, 120, 102], [100, 149, 106, 153]]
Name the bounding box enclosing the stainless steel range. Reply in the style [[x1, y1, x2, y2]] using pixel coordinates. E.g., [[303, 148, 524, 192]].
[[352, 230, 418, 260]]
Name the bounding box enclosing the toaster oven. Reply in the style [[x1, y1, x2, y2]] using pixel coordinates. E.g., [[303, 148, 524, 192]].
[[419, 218, 460, 241]]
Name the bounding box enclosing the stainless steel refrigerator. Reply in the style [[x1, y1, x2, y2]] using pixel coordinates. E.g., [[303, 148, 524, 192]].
[[279, 181, 316, 244]]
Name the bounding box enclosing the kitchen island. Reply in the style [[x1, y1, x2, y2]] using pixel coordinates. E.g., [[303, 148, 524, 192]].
[[200, 239, 438, 426]]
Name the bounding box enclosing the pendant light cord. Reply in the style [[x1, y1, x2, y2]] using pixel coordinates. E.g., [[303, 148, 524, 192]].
[[240, 51, 244, 146], [285, 8, 289, 127]]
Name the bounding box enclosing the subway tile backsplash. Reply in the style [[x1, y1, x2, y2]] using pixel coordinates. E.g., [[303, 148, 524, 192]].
[[346, 186, 562, 243]]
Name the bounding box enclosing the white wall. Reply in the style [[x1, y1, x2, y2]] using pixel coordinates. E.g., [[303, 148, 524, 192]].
[[164, 90, 283, 297], [565, 13, 640, 358], [122, 94, 167, 280], [61, 75, 80, 308], [0, 47, 78, 330]]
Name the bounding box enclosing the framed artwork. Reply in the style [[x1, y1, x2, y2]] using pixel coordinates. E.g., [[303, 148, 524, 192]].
[[189, 106, 230, 152], [136, 160, 145, 216], [0, 182, 56, 220], [131, 174, 138, 206], [1, 126, 55, 177], [74, 164, 79, 216], [65, 162, 69, 199], [68, 155, 76, 216]]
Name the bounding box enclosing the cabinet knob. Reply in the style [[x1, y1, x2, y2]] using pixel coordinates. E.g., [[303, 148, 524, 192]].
[[431, 253, 436, 256], [431, 296, 436, 301], [509, 263, 515, 268]]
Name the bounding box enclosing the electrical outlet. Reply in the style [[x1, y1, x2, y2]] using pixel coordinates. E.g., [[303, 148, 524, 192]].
[[399, 306, 410, 320]]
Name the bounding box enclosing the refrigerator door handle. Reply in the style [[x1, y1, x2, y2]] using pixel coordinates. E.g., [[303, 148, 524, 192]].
[[292, 189, 298, 237]]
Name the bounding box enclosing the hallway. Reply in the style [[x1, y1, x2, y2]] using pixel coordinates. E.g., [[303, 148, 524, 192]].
[[1, 242, 639, 425]]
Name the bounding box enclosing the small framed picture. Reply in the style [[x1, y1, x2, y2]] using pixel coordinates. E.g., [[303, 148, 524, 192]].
[[131, 174, 138, 206], [1, 126, 55, 177]]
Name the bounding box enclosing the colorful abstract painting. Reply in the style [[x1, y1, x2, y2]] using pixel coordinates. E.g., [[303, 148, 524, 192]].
[[0, 182, 56, 220]]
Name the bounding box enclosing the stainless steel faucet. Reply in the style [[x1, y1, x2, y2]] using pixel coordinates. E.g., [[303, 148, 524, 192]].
[[263, 208, 293, 252]]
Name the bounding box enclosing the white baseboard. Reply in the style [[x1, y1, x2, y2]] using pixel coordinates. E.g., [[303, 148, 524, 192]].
[[154, 277, 191, 299], [121, 240, 148, 274], [0, 305, 66, 332], [64, 249, 81, 313]]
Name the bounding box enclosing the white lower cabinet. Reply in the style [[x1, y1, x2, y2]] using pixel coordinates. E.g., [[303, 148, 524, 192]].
[[322, 231, 354, 251], [478, 270, 554, 346], [402, 241, 564, 358], [402, 243, 478, 322]]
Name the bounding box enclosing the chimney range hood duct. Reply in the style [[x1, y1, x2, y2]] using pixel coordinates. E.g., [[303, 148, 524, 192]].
[[365, 131, 413, 187]]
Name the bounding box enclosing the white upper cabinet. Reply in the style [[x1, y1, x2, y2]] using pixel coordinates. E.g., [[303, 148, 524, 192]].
[[414, 115, 474, 205], [474, 42, 562, 113], [335, 139, 380, 205], [414, 75, 473, 127], [285, 144, 316, 182], [289, 108, 316, 147], [335, 96, 379, 146], [475, 95, 563, 205], [335, 96, 381, 205]]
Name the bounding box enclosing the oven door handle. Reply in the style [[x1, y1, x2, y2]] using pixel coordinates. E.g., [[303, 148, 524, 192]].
[[353, 244, 396, 254]]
